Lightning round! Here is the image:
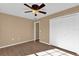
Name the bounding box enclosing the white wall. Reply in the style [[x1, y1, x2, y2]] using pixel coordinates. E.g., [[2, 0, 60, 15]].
[[49, 13, 79, 54]]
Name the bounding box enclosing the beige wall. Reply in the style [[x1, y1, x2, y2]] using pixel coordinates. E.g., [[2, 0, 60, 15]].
[[39, 19, 49, 43], [39, 5, 79, 43], [0, 13, 34, 47]]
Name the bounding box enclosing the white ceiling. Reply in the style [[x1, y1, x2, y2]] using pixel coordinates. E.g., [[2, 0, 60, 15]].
[[0, 3, 79, 20]]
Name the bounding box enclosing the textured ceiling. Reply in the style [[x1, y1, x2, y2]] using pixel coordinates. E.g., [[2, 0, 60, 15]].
[[0, 3, 79, 20]]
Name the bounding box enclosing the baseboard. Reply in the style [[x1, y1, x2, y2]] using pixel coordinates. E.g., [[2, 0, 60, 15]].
[[39, 41, 79, 56], [0, 40, 34, 49], [52, 45, 79, 56], [40, 41, 50, 45]]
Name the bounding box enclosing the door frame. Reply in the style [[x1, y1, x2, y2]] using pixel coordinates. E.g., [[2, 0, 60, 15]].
[[34, 21, 40, 41]]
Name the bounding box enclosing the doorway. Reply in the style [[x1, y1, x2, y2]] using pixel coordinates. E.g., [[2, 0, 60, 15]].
[[34, 21, 40, 42]]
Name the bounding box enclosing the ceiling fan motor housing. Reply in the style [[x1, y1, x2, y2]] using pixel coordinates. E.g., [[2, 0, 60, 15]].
[[32, 4, 39, 10]]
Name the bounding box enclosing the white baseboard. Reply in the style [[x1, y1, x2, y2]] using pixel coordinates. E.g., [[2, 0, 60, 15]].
[[0, 40, 34, 49], [40, 41, 50, 45]]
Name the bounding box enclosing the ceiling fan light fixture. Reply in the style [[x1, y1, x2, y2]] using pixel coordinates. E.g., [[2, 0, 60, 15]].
[[32, 10, 38, 14]]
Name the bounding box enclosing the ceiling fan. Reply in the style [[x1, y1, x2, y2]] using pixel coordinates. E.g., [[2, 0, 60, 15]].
[[24, 3, 47, 16]]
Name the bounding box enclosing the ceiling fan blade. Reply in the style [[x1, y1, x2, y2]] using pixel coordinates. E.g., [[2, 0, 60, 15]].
[[24, 4, 32, 9], [38, 3, 45, 9], [39, 11, 46, 14], [24, 11, 32, 13]]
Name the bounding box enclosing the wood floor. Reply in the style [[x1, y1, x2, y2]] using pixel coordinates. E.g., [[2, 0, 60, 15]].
[[0, 41, 54, 56], [0, 41, 78, 56]]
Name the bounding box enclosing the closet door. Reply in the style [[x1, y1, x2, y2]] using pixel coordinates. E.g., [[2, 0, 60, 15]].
[[49, 13, 79, 53]]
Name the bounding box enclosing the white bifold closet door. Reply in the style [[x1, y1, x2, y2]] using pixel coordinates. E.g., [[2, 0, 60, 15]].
[[49, 13, 79, 54]]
